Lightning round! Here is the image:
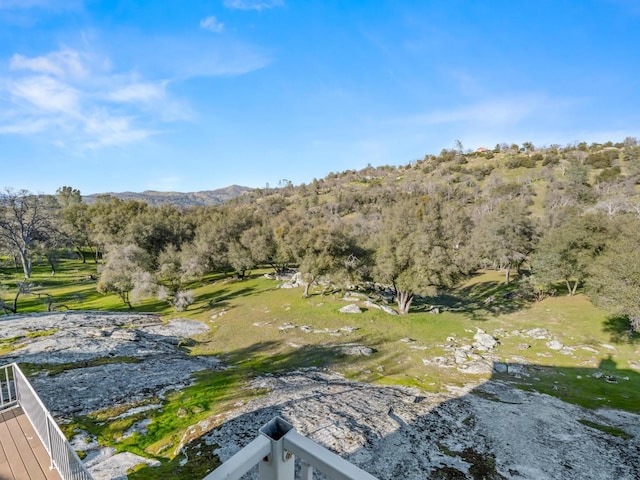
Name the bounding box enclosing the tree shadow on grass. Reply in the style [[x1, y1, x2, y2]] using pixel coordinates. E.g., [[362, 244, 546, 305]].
[[192, 286, 258, 313], [220, 338, 390, 377], [413, 280, 531, 320], [602, 315, 640, 344]]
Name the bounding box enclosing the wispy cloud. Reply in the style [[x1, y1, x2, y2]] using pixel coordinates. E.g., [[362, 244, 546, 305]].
[[0, 47, 171, 148], [82, 114, 156, 149], [0, 31, 270, 149], [108, 81, 167, 103], [10, 49, 86, 78], [405, 95, 576, 127], [223, 0, 284, 11], [8, 75, 80, 113], [0, 117, 49, 134], [200, 16, 224, 33], [112, 33, 271, 79], [381, 94, 587, 152]]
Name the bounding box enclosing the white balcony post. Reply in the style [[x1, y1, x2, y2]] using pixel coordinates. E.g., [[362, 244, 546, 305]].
[[203, 415, 380, 480], [301, 461, 314, 480], [258, 417, 295, 480]]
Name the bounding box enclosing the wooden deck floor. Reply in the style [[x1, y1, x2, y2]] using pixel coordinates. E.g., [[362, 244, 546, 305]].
[[0, 406, 61, 480]]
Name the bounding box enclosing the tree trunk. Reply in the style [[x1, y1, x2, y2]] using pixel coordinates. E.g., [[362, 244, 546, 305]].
[[564, 279, 580, 296], [48, 257, 57, 277], [302, 273, 316, 298], [17, 249, 31, 278], [630, 316, 640, 334], [11, 288, 21, 313], [396, 291, 414, 315], [76, 246, 87, 263], [119, 291, 133, 309], [504, 266, 511, 285]]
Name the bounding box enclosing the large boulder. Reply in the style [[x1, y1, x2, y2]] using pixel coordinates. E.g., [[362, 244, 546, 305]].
[[339, 304, 362, 314], [473, 329, 498, 351]]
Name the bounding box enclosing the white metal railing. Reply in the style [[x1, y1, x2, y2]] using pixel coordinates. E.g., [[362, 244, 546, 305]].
[[0, 363, 94, 480], [203, 417, 379, 480], [0, 363, 18, 409]]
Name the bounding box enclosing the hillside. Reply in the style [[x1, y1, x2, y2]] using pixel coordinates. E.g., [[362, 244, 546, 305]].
[[82, 185, 251, 206], [233, 139, 640, 223]]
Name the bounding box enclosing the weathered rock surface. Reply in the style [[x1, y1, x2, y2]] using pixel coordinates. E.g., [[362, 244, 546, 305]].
[[277, 272, 306, 289], [1, 312, 224, 478], [547, 340, 564, 350], [338, 344, 374, 356], [205, 370, 640, 480], [0, 313, 222, 417], [524, 328, 550, 339], [84, 448, 160, 480], [472, 329, 498, 351], [363, 300, 398, 315], [339, 304, 362, 314], [3, 313, 640, 480]]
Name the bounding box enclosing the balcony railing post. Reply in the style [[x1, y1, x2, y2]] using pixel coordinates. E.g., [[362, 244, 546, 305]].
[[10, 364, 17, 404], [203, 416, 379, 480], [258, 417, 295, 480], [301, 461, 313, 480], [46, 416, 55, 470]]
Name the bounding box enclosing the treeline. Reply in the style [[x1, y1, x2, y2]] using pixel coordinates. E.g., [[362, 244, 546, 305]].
[[1, 138, 639, 332]]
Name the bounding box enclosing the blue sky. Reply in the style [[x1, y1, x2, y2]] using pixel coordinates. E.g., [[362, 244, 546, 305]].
[[0, 0, 639, 194]]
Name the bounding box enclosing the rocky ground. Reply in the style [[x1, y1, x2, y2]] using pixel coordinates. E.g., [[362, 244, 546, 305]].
[[208, 370, 640, 479], [1, 312, 639, 480]]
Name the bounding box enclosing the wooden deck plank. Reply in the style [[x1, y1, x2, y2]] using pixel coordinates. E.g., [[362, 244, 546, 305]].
[[32, 444, 59, 480], [0, 459, 15, 480], [0, 408, 62, 480], [5, 415, 47, 480], [0, 423, 7, 465], [15, 411, 43, 449], [0, 419, 29, 480]]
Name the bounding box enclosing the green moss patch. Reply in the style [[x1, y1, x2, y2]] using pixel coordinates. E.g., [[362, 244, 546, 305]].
[[578, 419, 633, 440]]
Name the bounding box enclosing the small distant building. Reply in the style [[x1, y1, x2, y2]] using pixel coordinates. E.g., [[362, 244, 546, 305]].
[[476, 147, 489, 153]]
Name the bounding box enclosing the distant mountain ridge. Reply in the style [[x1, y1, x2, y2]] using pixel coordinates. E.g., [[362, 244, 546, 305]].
[[82, 185, 251, 206]]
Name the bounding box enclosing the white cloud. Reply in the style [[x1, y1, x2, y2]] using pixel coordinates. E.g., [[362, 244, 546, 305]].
[[108, 81, 166, 103], [223, 0, 284, 11], [0, 37, 266, 150], [0, 47, 172, 149], [400, 95, 577, 129], [10, 49, 86, 78], [200, 16, 224, 33], [421, 97, 543, 125], [9, 75, 79, 113], [83, 114, 156, 148], [0, 118, 49, 134]]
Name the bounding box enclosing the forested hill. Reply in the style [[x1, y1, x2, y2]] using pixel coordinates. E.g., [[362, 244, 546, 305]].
[[2, 138, 640, 325], [233, 139, 640, 219], [82, 185, 251, 206]]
